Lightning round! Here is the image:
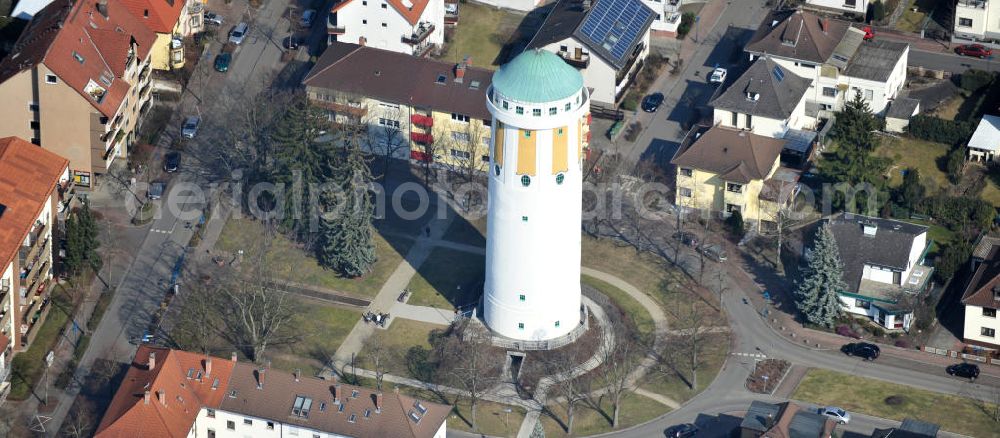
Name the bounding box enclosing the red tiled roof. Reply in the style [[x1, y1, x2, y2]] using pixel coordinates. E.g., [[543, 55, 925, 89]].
[[962, 244, 1000, 309], [330, 0, 429, 26], [0, 0, 157, 117], [95, 346, 237, 438], [120, 0, 185, 34], [0, 137, 69, 278]]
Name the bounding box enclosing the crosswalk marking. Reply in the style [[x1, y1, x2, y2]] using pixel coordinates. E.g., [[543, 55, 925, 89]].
[[732, 352, 767, 359]]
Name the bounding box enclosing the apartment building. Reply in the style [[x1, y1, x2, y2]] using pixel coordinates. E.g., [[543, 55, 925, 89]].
[[671, 125, 799, 228], [327, 0, 445, 56], [954, 0, 999, 42], [745, 9, 908, 115], [95, 346, 450, 438], [961, 235, 1000, 350], [303, 42, 493, 171], [0, 0, 156, 187], [0, 137, 70, 401], [526, 0, 656, 107], [121, 0, 205, 70]]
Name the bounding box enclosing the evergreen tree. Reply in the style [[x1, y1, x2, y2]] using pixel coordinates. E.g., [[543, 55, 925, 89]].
[[64, 203, 101, 275], [726, 210, 745, 237], [821, 91, 891, 211], [795, 223, 845, 328], [897, 168, 925, 210], [317, 144, 377, 277]]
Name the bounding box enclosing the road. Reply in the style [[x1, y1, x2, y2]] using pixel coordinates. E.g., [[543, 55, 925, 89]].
[[909, 47, 1000, 73]]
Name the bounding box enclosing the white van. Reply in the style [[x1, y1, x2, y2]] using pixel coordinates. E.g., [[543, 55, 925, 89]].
[[229, 22, 249, 45]]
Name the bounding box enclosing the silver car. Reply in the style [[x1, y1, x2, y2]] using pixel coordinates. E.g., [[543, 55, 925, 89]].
[[698, 244, 727, 262], [181, 116, 200, 139], [818, 406, 851, 425], [229, 22, 249, 45]]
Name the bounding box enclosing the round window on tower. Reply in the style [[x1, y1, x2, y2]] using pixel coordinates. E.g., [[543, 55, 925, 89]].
[[494, 165, 501, 176], [556, 173, 565, 185], [521, 175, 531, 187]]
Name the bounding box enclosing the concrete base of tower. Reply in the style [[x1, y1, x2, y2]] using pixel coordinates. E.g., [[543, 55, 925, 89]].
[[472, 290, 590, 351]]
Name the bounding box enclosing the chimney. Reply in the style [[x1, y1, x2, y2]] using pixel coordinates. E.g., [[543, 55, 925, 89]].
[[231, 351, 238, 362], [821, 18, 829, 33], [96, 0, 108, 18], [333, 384, 341, 403], [375, 392, 383, 413], [582, 0, 592, 11], [455, 61, 467, 83], [144, 390, 150, 405], [157, 390, 166, 406], [358, 36, 367, 46], [256, 367, 265, 389], [148, 352, 156, 371], [204, 358, 212, 376], [294, 368, 301, 382]]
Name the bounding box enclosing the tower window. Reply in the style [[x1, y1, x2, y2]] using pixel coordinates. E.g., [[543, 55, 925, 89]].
[[502, 101, 509, 110], [532, 108, 542, 117], [519, 294, 525, 301], [565, 102, 571, 111], [521, 175, 530, 186], [516, 106, 524, 115], [549, 107, 557, 115], [518, 323, 524, 330], [555, 321, 560, 328], [521, 216, 528, 222], [494, 165, 501, 176], [556, 173, 565, 185]]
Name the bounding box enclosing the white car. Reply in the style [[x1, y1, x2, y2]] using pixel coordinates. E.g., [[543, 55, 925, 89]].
[[229, 22, 248, 45], [818, 406, 851, 425], [710, 67, 727, 84], [181, 116, 201, 139], [300, 9, 316, 27]]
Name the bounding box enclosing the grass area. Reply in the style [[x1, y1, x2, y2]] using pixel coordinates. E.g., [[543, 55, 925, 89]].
[[875, 137, 951, 192], [9, 290, 73, 400], [581, 235, 674, 299], [216, 218, 413, 299], [447, 399, 527, 437], [442, 216, 486, 247], [375, 196, 438, 237], [540, 391, 670, 437], [267, 298, 360, 376], [929, 94, 966, 121], [896, 0, 933, 33], [793, 368, 1000, 438], [358, 319, 446, 377], [407, 247, 484, 310], [641, 333, 730, 404], [582, 275, 655, 338], [438, 1, 523, 66]]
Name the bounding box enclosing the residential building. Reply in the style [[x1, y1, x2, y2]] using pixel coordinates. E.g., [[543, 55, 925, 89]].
[[954, 0, 998, 42], [959, 235, 1000, 349], [740, 400, 836, 438], [823, 213, 932, 331], [805, 0, 868, 16], [671, 125, 799, 229], [966, 114, 1000, 162], [302, 42, 493, 171], [872, 418, 941, 438], [0, 137, 70, 401], [11, 0, 55, 19], [526, 0, 656, 107], [884, 97, 920, 133], [121, 0, 206, 71], [0, 0, 157, 187], [327, 0, 445, 57], [96, 346, 450, 438], [642, 0, 684, 35], [710, 56, 816, 139], [745, 9, 908, 115]]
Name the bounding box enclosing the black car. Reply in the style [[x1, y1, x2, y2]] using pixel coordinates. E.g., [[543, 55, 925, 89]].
[[665, 423, 698, 438], [672, 231, 699, 247], [284, 35, 301, 50], [841, 342, 880, 360], [164, 152, 181, 173], [642, 92, 664, 112], [947, 363, 980, 380]]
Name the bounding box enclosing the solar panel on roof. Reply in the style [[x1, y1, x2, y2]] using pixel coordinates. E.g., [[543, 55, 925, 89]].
[[577, 0, 653, 64], [772, 65, 785, 82]]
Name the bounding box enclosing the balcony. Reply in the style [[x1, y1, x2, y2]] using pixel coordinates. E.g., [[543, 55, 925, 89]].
[[958, 0, 987, 8], [411, 114, 434, 128], [188, 1, 203, 14], [402, 22, 436, 45], [557, 50, 590, 69], [413, 42, 434, 57], [314, 100, 367, 118], [410, 132, 434, 144]]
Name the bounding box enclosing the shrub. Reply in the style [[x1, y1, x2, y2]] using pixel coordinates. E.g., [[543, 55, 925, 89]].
[[620, 93, 639, 112], [960, 69, 995, 93], [726, 210, 745, 237], [836, 325, 860, 339], [884, 395, 906, 406], [894, 339, 913, 349], [623, 122, 642, 142], [872, 327, 885, 337], [908, 115, 974, 146], [872, 0, 886, 22], [677, 12, 695, 39]]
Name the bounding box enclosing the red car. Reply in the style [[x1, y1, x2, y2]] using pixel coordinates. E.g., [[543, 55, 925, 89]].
[[956, 44, 993, 58], [862, 26, 874, 41]]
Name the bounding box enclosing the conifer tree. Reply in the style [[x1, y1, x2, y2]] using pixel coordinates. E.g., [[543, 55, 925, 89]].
[[64, 203, 101, 275], [317, 143, 376, 277], [795, 223, 845, 328]]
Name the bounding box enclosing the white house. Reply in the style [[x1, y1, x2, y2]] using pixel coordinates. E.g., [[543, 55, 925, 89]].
[[954, 0, 1000, 42], [967, 114, 1000, 162], [746, 9, 908, 115], [961, 235, 1000, 350], [526, 0, 656, 107], [823, 213, 932, 332], [710, 56, 816, 139], [328, 0, 445, 56], [805, 0, 868, 16], [642, 0, 684, 35]]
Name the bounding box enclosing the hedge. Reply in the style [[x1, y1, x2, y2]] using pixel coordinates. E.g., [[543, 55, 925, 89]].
[[908, 115, 974, 146]]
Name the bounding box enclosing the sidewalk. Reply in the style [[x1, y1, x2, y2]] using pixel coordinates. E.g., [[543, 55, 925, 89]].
[[873, 27, 954, 54]]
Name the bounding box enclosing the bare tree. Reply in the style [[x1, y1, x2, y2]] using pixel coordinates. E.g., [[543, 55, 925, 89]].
[[660, 299, 711, 390], [446, 120, 489, 182], [435, 321, 503, 431], [541, 345, 593, 435], [366, 105, 409, 180], [61, 405, 94, 438], [363, 334, 392, 391], [593, 330, 639, 428]]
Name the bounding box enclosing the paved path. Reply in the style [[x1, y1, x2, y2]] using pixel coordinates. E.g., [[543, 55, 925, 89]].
[[392, 303, 455, 326], [634, 388, 681, 409]]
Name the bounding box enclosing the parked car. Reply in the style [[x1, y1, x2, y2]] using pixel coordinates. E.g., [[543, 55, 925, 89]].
[[946, 363, 980, 380], [709, 67, 727, 84], [300, 9, 316, 27], [818, 406, 851, 425], [698, 244, 727, 262], [862, 25, 874, 41], [841, 342, 880, 360], [672, 231, 699, 247], [204, 11, 223, 25], [181, 116, 201, 138], [229, 22, 249, 45], [956, 43, 992, 58], [641, 92, 664, 112], [163, 152, 181, 173], [284, 35, 301, 50], [213, 52, 232, 72], [147, 181, 166, 200], [664, 423, 698, 438]]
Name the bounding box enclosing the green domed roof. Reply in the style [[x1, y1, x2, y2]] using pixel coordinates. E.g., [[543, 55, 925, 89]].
[[492, 49, 584, 104]]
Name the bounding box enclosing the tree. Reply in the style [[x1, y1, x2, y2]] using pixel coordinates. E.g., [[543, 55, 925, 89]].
[[367, 105, 409, 180], [435, 321, 502, 431], [934, 240, 971, 283], [726, 210, 744, 237], [946, 146, 966, 184], [795, 223, 846, 328], [872, 0, 886, 22], [447, 120, 490, 182], [821, 91, 890, 211], [897, 168, 925, 210], [64, 203, 102, 276], [363, 334, 392, 391], [594, 330, 639, 428], [316, 141, 377, 277]]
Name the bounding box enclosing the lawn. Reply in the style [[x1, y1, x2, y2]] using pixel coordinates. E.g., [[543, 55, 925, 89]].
[[442, 216, 486, 247], [438, 1, 523, 66], [266, 298, 360, 376], [896, 0, 935, 33], [8, 288, 73, 400], [929, 94, 966, 121], [216, 218, 413, 299], [540, 391, 669, 437], [407, 247, 485, 310], [581, 235, 677, 299], [447, 399, 527, 437], [640, 333, 730, 404], [358, 319, 446, 377], [874, 136, 951, 192], [793, 368, 1000, 438], [582, 275, 655, 338]]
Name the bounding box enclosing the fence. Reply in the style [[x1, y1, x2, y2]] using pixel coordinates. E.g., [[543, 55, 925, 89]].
[[922, 346, 1000, 366]]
